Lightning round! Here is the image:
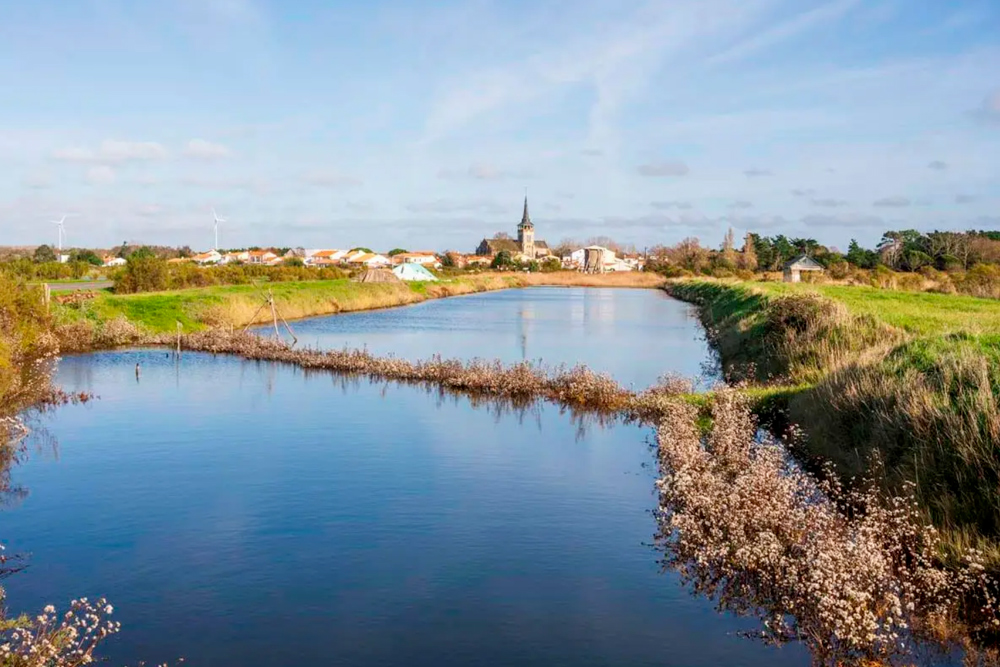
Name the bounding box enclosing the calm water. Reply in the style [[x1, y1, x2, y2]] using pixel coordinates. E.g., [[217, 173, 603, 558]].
[[2, 289, 806, 666], [273, 287, 717, 389]]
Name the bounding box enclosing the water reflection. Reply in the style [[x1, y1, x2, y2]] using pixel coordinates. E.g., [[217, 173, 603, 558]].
[[2, 348, 809, 667]]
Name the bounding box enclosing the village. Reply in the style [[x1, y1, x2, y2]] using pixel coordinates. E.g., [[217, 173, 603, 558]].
[[97, 196, 647, 278]]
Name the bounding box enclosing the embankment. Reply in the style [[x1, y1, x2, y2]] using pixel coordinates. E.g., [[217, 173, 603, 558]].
[[667, 279, 1000, 564], [52, 271, 664, 351]]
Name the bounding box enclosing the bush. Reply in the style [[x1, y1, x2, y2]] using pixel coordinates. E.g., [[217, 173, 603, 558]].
[[114, 256, 169, 293], [827, 260, 849, 280]]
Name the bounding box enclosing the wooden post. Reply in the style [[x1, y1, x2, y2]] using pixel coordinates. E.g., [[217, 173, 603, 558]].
[[269, 290, 280, 338], [176, 321, 182, 356], [42, 284, 51, 313]]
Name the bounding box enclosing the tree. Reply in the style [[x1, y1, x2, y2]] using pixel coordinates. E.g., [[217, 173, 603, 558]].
[[350, 247, 374, 254], [283, 257, 305, 267], [491, 250, 514, 269], [846, 239, 878, 269], [70, 249, 103, 266], [717, 228, 738, 269], [440, 253, 457, 268], [492, 232, 512, 240], [115, 255, 168, 293], [738, 232, 758, 271], [33, 244, 56, 263], [387, 248, 409, 257]]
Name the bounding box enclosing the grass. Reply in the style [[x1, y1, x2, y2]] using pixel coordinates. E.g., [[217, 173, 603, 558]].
[[752, 282, 1000, 337], [667, 278, 1000, 568], [51, 271, 657, 337]]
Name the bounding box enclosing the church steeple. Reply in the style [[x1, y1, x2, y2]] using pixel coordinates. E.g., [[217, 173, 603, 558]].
[[519, 194, 533, 229]]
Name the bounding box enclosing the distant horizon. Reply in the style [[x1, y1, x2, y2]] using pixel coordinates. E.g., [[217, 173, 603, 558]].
[[2, 1, 998, 250]]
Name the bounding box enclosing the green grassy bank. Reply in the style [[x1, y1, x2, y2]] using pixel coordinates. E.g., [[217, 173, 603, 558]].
[[667, 279, 1000, 565], [51, 271, 666, 350]]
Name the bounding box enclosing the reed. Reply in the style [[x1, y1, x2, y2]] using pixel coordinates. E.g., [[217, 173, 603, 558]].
[[655, 390, 998, 664], [667, 278, 1000, 572]]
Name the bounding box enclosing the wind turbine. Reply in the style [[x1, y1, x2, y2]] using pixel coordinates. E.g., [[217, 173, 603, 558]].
[[51, 215, 67, 253], [212, 208, 226, 251]]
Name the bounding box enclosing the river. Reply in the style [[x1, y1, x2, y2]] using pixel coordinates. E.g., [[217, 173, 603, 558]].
[[1, 287, 807, 666]]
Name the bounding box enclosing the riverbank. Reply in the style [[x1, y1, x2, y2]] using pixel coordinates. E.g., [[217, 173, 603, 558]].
[[51, 271, 664, 350], [666, 278, 1000, 566]]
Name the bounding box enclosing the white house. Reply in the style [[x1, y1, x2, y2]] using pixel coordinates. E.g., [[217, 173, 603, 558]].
[[102, 255, 127, 267], [347, 252, 390, 268], [193, 250, 223, 265], [391, 252, 440, 267], [572, 246, 633, 273], [247, 250, 279, 265]]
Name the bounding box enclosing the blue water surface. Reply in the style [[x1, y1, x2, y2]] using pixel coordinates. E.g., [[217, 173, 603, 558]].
[[1, 288, 805, 666]]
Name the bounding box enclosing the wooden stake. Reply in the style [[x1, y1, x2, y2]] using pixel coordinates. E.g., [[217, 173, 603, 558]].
[[269, 290, 281, 338], [176, 321, 182, 356]]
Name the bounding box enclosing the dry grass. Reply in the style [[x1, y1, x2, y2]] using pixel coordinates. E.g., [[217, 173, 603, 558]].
[[656, 390, 998, 665], [667, 278, 1000, 574]]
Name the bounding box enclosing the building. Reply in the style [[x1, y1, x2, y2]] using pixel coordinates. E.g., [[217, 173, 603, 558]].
[[102, 255, 127, 267], [192, 250, 222, 265], [247, 250, 279, 265], [392, 263, 438, 282], [476, 196, 550, 260], [346, 252, 390, 268], [569, 246, 633, 273], [391, 252, 440, 267], [783, 255, 825, 282]]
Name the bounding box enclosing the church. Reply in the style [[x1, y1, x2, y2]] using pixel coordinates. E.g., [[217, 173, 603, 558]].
[[476, 196, 550, 260]]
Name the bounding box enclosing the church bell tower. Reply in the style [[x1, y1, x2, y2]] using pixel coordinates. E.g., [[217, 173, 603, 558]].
[[517, 195, 535, 258]]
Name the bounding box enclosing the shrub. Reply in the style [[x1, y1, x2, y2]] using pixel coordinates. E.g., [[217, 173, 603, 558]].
[[827, 260, 850, 280], [114, 256, 169, 293]]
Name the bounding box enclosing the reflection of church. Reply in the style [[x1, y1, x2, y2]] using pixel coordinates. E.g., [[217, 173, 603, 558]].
[[476, 197, 551, 260]]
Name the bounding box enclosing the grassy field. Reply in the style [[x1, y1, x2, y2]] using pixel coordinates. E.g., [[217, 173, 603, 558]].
[[751, 282, 1000, 337], [667, 278, 1000, 566]]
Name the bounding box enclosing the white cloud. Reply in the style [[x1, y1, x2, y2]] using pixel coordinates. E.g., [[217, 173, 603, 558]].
[[53, 140, 168, 163], [438, 163, 527, 181], [744, 168, 772, 177], [405, 199, 508, 215], [301, 171, 362, 187], [651, 200, 693, 210], [927, 160, 948, 170], [873, 196, 911, 208], [85, 165, 116, 186], [637, 161, 689, 177], [183, 139, 231, 159], [729, 200, 754, 209], [707, 0, 863, 65], [811, 198, 848, 207]]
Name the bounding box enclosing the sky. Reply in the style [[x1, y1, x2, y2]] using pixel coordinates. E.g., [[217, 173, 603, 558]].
[[1, 0, 998, 253]]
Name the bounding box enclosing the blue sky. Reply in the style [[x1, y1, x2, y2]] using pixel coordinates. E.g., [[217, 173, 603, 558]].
[[1, 0, 998, 252]]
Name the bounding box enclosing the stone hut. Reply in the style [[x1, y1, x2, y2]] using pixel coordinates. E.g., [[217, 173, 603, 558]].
[[783, 255, 825, 283]]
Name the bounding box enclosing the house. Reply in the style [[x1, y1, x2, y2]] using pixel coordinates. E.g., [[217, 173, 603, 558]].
[[392, 263, 438, 282], [306, 249, 348, 266], [391, 252, 440, 267], [567, 246, 631, 273], [464, 255, 492, 267], [247, 250, 278, 265], [102, 255, 127, 267], [783, 255, 825, 283], [476, 196, 550, 260], [192, 250, 223, 265], [347, 252, 390, 268], [222, 250, 250, 264]]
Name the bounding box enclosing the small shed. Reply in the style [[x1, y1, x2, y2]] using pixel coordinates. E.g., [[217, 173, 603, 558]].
[[392, 263, 438, 282], [783, 255, 825, 283]]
